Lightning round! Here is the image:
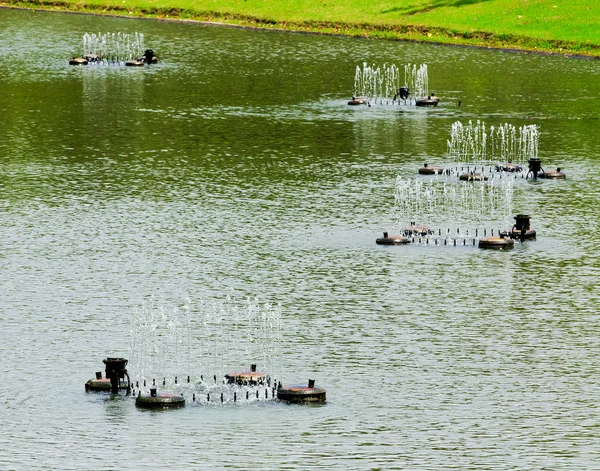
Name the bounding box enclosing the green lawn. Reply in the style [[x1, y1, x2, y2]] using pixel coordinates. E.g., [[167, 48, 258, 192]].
[[4, 0, 600, 56]]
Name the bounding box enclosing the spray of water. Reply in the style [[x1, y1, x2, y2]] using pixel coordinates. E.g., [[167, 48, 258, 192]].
[[404, 63, 429, 98], [353, 63, 429, 104], [447, 120, 539, 164], [129, 295, 282, 404], [82, 32, 145, 64], [394, 176, 514, 233]]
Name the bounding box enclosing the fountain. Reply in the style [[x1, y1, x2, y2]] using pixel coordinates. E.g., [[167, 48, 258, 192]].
[[447, 121, 539, 171], [380, 176, 522, 249], [431, 120, 568, 182], [69, 32, 158, 66], [128, 296, 282, 406], [350, 63, 438, 106]]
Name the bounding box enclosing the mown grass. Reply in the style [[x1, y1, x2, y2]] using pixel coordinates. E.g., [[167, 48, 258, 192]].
[[2, 0, 599, 57]]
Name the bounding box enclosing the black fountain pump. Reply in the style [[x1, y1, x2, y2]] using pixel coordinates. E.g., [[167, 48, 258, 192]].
[[103, 357, 130, 394], [144, 49, 154, 64], [527, 158, 543, 179], [514, 214, 530, 232]]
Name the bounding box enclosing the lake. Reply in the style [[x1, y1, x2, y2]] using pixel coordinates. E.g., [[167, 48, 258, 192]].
[[1, 7, 599, 470]]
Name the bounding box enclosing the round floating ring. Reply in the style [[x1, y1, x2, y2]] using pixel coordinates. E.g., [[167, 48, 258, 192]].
[[84, 378, 129, 392], [418, 166, 443, 175], [478, 237, 514, 250], [225, 371, 266, 385], [277, 385, 326, 403], [415, 97, 440, 107], [136, 392, 185, 409], [496, 163, 522, 172], [348, 97, 368, 106], [69, 57, 88, 65], [459, 173, 488, 182], [508, 229, 536, 240], [125, 60, 145, 67], [376, 235, 411, 245], [540, 170, 566, 179]]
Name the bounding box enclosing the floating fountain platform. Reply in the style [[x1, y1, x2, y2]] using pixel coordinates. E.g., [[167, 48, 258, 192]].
[[478, 237, 514, 250], [277, 380, 326, 404], [348, 96, 368, 106], [85, 371, 129, 392], [136, 389, 185, 409], [225, 364, 266, 385], [376, 232, 411, 245], [415, 95, 439, 107], [418, 163, 444, 175], [540, 168, 566, 179], [69, 57, 88, 65]]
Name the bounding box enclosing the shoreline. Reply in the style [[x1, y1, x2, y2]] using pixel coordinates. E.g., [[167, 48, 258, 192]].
[[2, 1, 599, 60]]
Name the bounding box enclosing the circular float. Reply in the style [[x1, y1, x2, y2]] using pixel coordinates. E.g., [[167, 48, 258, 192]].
[[418, 163, 443, 175], [459, 173, 488, 182], [415, 95, 440, 107], [85, 372, 129, 392], [540, 168, 566, 179], [478, 237, 515, 250], [277, 381, 326, 404], [69, 57, 88, 65], [348, 96, 368, 106], [376, 232, 411, 245], [136, 389, 185, 409]]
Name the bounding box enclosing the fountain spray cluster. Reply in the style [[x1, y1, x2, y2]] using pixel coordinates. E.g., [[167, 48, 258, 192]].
[[394, 176, 514, 232], [447, 120, 539, 164], [353, 63, 428, 103], [404, 63, 429, 98], [128, 296, 282, 404], [82, 32, 145, 63]]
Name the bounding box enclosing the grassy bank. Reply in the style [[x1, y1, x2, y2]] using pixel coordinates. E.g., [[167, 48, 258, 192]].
[[3, 0, 600, 57]]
